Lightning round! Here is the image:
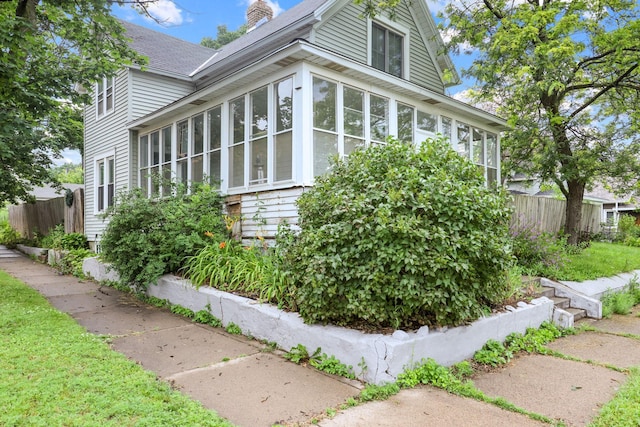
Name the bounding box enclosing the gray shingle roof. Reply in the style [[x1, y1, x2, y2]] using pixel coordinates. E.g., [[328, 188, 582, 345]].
[[119, 20, 217, 76]]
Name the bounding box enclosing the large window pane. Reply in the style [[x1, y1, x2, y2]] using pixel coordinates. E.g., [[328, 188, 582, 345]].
[[151, 131, 159, 165], [313, 77, 336, 131], [275, 78, 293, 132], [275, 131, 292, 182], [344, 87, 364, 138], [487, 133, 498, 168], [230, 97, 245, 144], [162, 126, 172, 163], [371, 24, 386, 72], [441, 116, 452, 141], [191, 155, 203, 183], [162, 166, 172, 197], [388, 31, 403, 77], [250, 137, 268, 185], [457, 123, 470, 158], [397, 103, 414, 144], [314, 131, 338, 176], [370, 95, 388, 142], [208, 106, 222, 151], [344, 137, 364, 155], [472, 128, 484, 165], [487, 168, 498, 186], [140, 135, 149, 168], [251, 87, 268, 138], [177, 120, 188, 159], [417, 111, 437, 133], [209, 151, 221, 187], [192, 114, 204, 155], [177, 159, 187, 186], [229, 144, 244, 187]]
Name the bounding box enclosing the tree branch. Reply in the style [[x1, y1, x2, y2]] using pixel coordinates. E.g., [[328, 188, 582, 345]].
[[483, 0, 504, 19], [567, 63, 639, 121]]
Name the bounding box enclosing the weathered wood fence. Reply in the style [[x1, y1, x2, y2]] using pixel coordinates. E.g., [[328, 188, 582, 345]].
[[511, 194, 601, 235], [8, 188, 84, 238]]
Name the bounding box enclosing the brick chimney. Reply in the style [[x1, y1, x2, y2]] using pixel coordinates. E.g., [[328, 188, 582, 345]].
[[247, 0, 273, 29]]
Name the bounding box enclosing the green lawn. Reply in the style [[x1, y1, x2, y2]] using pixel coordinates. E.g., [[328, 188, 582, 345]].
[[0, 270, 233, 426], [557, 242, 640, 282]]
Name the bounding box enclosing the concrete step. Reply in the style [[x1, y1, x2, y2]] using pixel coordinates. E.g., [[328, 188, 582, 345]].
[[566, 307, 587, 321], [551, 296, 570, 309], [539, 286, 555, 299]]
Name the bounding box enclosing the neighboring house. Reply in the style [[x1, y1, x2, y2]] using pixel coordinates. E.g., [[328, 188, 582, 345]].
[[83, 0, 507, 251]]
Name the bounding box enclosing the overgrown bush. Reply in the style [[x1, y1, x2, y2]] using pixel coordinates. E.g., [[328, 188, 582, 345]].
[[509, 219, 568, 278], [39, 225, 88, 250], [38, 224, 65, 249], [0, 220, 22, 248], [100, 184, 225, 290], [57, 248, 94, 277], [279, 137, 514, 329]]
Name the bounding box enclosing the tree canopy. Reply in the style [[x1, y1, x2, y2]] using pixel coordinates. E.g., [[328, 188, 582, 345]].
[[359, 0, 640, 243], [0, 0, 144, 204], [200, 24, 247, 49]]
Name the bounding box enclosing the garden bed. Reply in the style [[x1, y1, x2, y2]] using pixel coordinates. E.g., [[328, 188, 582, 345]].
[[83, 257, 555, 384]]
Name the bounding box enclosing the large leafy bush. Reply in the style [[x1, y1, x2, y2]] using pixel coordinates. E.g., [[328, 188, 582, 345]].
[[280, 137, 514, 329], [100, 184, 225, 289]]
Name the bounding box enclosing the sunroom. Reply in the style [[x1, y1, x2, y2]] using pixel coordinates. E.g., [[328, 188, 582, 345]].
[[129, 40, 506, 238]]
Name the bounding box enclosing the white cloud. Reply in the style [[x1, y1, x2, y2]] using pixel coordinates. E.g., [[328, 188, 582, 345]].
[[145, 0, 184, 26]]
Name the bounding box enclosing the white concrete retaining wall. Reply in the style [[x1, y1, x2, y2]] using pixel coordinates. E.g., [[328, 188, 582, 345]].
[[82, 257, 121, 282], [148, 275, 555, 384], [16, 244, 48, 258]]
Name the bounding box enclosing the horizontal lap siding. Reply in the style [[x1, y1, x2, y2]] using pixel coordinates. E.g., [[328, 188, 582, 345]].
[[84, 70, 130, 242], [240, 187, 304, 239], [314, 2, 367, 64], [130, 71, 194, 120]]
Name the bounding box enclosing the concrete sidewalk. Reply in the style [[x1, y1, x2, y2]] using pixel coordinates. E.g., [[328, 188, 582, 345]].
[[2, 245, 639, 426]]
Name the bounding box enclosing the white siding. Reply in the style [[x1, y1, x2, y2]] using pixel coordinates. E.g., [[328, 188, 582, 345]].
[[239, 187, 304, 239], [84, 69, 195, 245], [129, 71, 193, 121], [314, 0, 444, 93]]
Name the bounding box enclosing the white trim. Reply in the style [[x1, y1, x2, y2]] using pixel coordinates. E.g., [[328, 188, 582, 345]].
[[367, 16, 411, 80], [93, 150, 116, 214], [95, 76, 115, 121]]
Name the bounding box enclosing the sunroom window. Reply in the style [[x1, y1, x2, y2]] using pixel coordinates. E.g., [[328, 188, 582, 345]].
[[250, 87, 268, 185], [397, 103, 414, 144], [191, 113, 204, 184], [313, 77, 338, 176], [343, 86, 365, 155], [176, 120, 189, 186], [274, 78, 293, 181], [207, 106, 222, 188], [229, 96, 246, 188]]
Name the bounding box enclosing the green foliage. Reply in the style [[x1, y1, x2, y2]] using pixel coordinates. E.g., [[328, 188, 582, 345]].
[[50, 164, 83, 184], [509, 220, 568, 278], [590, 366, 640, 427], [438, 0, 640, 244], [359, 383, 400, 402], [310, 354, 355, 379], [0, 220, 22, 248], [225, 322, 242, 335], [397, 358, 480, 397], [602, 277, 640, 318], [283, 344, 318, 364], [170, 305, 195, 319], [182, 237, 296, 310], [201, 24, 247, 49], [193, 310, 222, 328], [99, 184, 225, 290], [617, 215, 640, 247], [0, 270, 231, 426], [557, 242, 640, 281], [56, 249, 94, 278], [474, 322, 569, 366], [279, 137, 514, 329], [473, 339, 513, 366], [0, 1, 145, 205]]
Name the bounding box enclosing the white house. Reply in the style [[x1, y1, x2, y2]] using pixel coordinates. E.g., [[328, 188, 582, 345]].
[[83, 0, 507, 251]]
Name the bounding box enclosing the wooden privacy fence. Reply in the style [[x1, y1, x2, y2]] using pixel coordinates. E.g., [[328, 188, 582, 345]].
[[511, 194, 601, 235], [8, 188, 84, 238]]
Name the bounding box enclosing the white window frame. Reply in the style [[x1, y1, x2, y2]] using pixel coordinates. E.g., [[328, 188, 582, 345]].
[[95, 77, 115, 119], [94, 150, 115, 214], [367, 16, 410, 80]]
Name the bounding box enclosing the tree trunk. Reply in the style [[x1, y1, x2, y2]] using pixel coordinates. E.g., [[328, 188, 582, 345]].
[[564, 180, 585, 245]]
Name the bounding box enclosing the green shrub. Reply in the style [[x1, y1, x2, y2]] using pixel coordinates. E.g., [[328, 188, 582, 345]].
[[59, 233, 88, 250], [0, 220, 22, 248], [99, 184, 225, 290], [473, 339, 513, 366], [601, 277, 640, 317], [279, 137, 514, 329], [182, 238, 296, 309], [38, 224, 65, 249], [509, 219, 567, 278], [57, 248, 94, 277], [617, 215, 640, 242]]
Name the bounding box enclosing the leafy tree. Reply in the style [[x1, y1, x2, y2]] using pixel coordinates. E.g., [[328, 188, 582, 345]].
[[357, 0, 640, 244], [50, 163, 83, 184], [0, 0, 145, 204], [201, 24, 247, 49]]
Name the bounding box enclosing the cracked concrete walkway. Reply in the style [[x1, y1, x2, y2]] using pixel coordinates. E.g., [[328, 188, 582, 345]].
[[2, 245, 639, 426]]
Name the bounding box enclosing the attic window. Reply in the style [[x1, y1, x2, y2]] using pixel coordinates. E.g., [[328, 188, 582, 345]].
[[96, 77, 115, 118], [371, 23, 403, 78]]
